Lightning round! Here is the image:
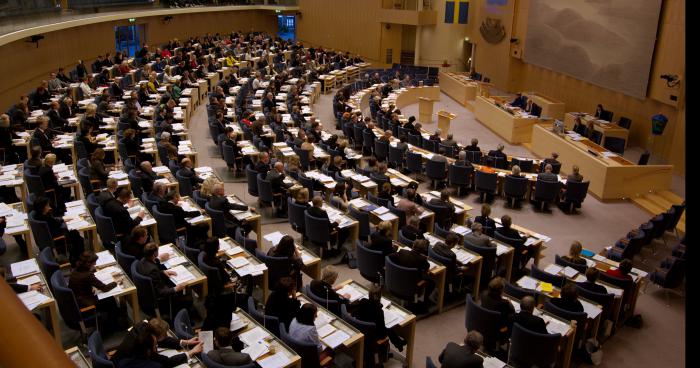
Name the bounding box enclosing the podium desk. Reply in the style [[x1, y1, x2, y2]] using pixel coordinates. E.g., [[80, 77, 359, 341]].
[[418, 97, 434, 124], [523, 92, 565, 120], [437, 111, 456, 138], [563, 112, 630, 148], [439, 71, 478, 106], [474, 96, 545, 144]]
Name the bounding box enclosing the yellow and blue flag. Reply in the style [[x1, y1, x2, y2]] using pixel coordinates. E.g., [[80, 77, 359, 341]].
[[445, 0, 469, 24]]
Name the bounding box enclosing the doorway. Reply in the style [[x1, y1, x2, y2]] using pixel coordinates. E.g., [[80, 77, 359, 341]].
[[115, 24, 146, 58], [277, 15, 296, 41]]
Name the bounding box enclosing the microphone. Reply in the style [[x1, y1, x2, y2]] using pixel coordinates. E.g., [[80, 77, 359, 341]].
[[326, 287, 330, 311], [261, 301, 266, 330]]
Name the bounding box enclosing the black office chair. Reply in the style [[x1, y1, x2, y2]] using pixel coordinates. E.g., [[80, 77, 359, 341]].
[[509, 323, 561, 368], [475, 170, 498, 203], [465, 293, 502, 353], [617, 116, 632, 130], [603, 137, 626, 155], [560, 181, 590, 214], [637, 150, 651, 165]]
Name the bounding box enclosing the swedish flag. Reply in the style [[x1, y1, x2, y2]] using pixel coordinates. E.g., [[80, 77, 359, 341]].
[[445, 0, 469, 24]]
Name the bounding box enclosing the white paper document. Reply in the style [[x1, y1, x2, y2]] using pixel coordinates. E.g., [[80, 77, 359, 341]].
[[11, 259, 40, 277], [544, 264, 563, 276], [321, 329, 350, 349], [257, 352, 291, 368], [18, 290, 50, 310]]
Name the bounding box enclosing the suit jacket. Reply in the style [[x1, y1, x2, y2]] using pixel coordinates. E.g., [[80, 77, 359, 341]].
[[310, 280, 347, 304], [103, 197, 142, 235], [351, 298, 390, 337], [254, 161, 271, 176], [96, 190, 116, 206], [389, 249, 429, 273], [370, 231, 395, 257], [135, 258, 176, 297], [439, 343, 484, 368], [68, 270, 116, 308], [207, 349, 252, 366], [111, 321, 187, 367], [474, 216, 496, 231], [33, 211, 65, 239], [495, 227, 523, 241], [179, 167, 203, 187], [38, 166, 59, 191], [90, 159, 109, 184], [266, 170, 291, 193], [567, 173, 584, 183], [208, 194, 248, 224], [513, 312, 548, 334], [265, 290, 301, 329], [551, 297, 584, 313], [400, 225, 424, 241], [537, 172, 558, 183], [463, 232, 493, 248], [140, 170, 158, 194], [32, 128, 53, 153], [158, 201, 200, 229], [464, 144, 480, 152], [47, 109, 68, 131], [488, 150, 507, 160], [480, 291, 515, 329]]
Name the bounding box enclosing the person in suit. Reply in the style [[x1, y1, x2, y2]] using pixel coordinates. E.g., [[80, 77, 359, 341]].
[[454, 150, 473, 168], [38, 154, 70, 210], [537, 163, 558, 182], [89, 148, 109, 187], [511, 93, 527, 109], [512, 296, 547, 334], [266, 162, 293, 217], [200, 237, 246, 330], [543, 152, 560, 167], [102, 188, 145, 238], [396, 189, 423, 219], [265, 276, 302, 330], [32, 196, 85, 265], [562, 241, 587, 265], [509, 165, 524, 179], [144, 181, 166, 206], [111, 318, 202, 367], [47, 101, 68, 131], [122, 226, 153, 260], [606, 258, 634, 281], [207, 327, 252, 366], [0, 265, 42, 294], [481, 277, 515, 339], [32, 116, 54, 154], [178, 158, 203, 188], [438, 331, 485, 368], [158, 190, 208, 245], [350, 284, 407, 353], [431, 148, 448, 165], [401, 215, 424, 242], [306, 196, 342, 248], [254, 152, 272, 176], [474, 204, 496, 234], [377, 182, 394, 206], [495, 215, 523, 241], [68, 250, 119, 326], [207, 183, 254, 237], [488, 143, 507, 161], [465, 138, 480, 152], [594, 104, 605, 119], [138, 161, 159, 194], [403, 116, 417, 134], [136, 242, 189, 300], [369, 220, 396, 256], [442, 133, 458, 147], [429, 190, 455, 228], [551, 283, 584, 313], [567, 165, 584, 183], [310, 266, 350, 305], [578, 267, 609, 295], [389, 239, 435, 308], [463, 222, 494, 248]]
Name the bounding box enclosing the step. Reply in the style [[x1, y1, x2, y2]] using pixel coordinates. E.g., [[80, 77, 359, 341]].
[[645, 193, 676, 210], [657, 190, 684, 205], [631, 197, 667, 217]]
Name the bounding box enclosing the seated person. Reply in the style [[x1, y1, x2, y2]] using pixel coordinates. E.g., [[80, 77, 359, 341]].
[[442, 133, 458, 147], [550, 282, 584, 313], [265, 276, 301, 330], [465, 138, 480, 152], [135, 243, 191, 312], [369, 221, 396, 256], [510, 93, 527, 109], [428, 190, 455, 228], [266, 162, 293, 217], [207, 327, 252, 366], [102, 189, 145, 239], [289, 303, 325, 354], [122, 226, 158, 260], [509, 165, 524, 178], [89, 148, 109, 186], [400, 215, 424, 241], [396, 189, 423, 218], [474, 203, 496, 234], [606, 258, 634, 281], [494, 215, 523, 241], [179, 158, 204, 188], [350, 285, 407, 353], [433, 233, 458, 262], [454, 150, 473, 168], [567, 165, 584, 183], [480, 277, 515, 340], [305, 196, 344, 249], [68, 250, 118, 309], [111, 318, 202, 367], [310, 265, 350, 304], [487, 144, 507, 160], [512, 296, 547, 334], [200, 237, 245, 330], [365, 156, 378, 174], [578, 267, 609, 295], [463, 222, 494, 248], [389, 239, 435, 307], [267, 235, 304, 287], [537, 163, 558, 182], [207, 183, 254, 237], [438, 331, 484, 368], [561, 241, 587, 265], [377, 182, 394, 206], [294, 188, 311, 208], [138, 161, 159, 194], [32, 196, 85, 265], [543, 152, 560, 167]]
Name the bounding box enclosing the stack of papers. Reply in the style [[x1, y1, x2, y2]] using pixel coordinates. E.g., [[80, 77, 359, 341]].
[[516, 276, 538, 290], [168, 265, 196, 284], [96, 251, 117, 267], [321, 329, 350, 349], [263, 231, 286, 246], [241, 340, 270, 361], [544, 264, 563, 276], [18, 290, 50, 310], [16, 275, 41, 286], [454, 248, 475, 264], [336, 284, 364, 302], [258, 352, 291, 368]]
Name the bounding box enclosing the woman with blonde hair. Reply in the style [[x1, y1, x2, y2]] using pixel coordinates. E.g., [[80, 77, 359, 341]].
[[562, 241, 587, 265], [369, 220, 395, 256], [199, 176, 223, 200]]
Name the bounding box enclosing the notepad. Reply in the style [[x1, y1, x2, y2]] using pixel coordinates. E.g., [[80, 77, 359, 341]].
[[18, 290, 50, 310], [317, 324, 337, 338], [168, 265, 195, 284], [544, 264, 563, 276], [516, 276, 538, 290], [239, 326, 269, 346], [562, 266, 579, 278], [228, 257, 250, 268], [257, 351, 291, 368], [163, 256, 188, 269], [17, 275, 41, 286], [264, 231, 286, 245], [242, 340, 270, 361], [321, 329, 350, 349], [538, 282, 554, 293]]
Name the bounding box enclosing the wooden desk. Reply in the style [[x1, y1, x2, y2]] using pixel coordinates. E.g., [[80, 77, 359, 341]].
[[3, 202, 34, 258], [383, 86, 440, 111], [233, 309, 302, 368], [421, 234, 483, 299], [582, 249, 646, 319], [474, 96, 546, 144], [65, 347, 90, 368], [157, 243, 208, 300], [523, 92, 565, 120], [439, 71, 478, 106], [94, 250, 140, 322], [11, 259, 61, 344], [563, 112, 630, 147], [218, 237, 269, 302], [226, 194, 263, 246], [296, 293, 365, 368], [531, 125, 673, 200], [63, 199, 100, 252], [419, 190, 472, 225], [337, 279, 417, 367], [320, 203, 360, 251]]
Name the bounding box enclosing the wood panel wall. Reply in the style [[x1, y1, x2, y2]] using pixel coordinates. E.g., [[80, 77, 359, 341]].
[[0, 10, 277, 109]]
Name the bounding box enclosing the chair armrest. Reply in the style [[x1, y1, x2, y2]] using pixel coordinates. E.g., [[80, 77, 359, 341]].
[[80, 305, 96, 313], [320, 356, 333, 366], [52, 235, 66, 241], [376, 337, 390, 345], [416, 280, 426, 288]]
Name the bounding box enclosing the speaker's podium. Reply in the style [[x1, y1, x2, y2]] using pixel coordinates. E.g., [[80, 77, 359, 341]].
[[437, 110, 456, 138], [419, 97, 435, 124]]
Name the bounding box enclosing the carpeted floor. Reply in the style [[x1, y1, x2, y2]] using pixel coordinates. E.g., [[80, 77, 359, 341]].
[[0, 87, 683, 367]]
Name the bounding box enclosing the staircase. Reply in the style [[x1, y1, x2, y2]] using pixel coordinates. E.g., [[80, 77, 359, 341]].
[[632, 190, 685, 234]]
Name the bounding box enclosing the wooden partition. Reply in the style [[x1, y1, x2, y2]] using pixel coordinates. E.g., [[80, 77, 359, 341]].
[[473, 96, 545, 144], [394, 85, 440, 109], [439, 71, 478, 106], [530, 125, 672, 200], [523, 92, 565, 120]]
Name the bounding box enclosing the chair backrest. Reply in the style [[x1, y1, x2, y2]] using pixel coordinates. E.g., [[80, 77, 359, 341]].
[[356, 240, 385, 283], [433, 222, 452, 239], [406, 133, 421, 147], [406, 151, 423, 173], [247, 296, 281, 338], [637, 150, 650, 165], [448, 164, 473, 186], [192, 190, 207, 208], [304, 284, 341, 316], [28, 211, 55, 252], [544, 299, 587, 348], [94, 206, 118, 245], [257, 173, 274, 203], [387, 202, 407, 228], [425, 160, 447, 180], [222, 141, 237, 168], [511, 158, 533, 173], [198, 252, 223, 296], [245, 165, 259, 197], [564, 180, 589, 204], [384, 255, 421, 301], [374, 140, 388, 160], [398, 229, 414, 247], [280, 324, 321, 368], [367, 192, 390, 208], [174, 170, 193, 197], [388, 145, 406, 166], [304, 212, 331, 245], [590, 130, 603, 145], [88, 331, 114, 368], [603, 137, 626, 155], [504, 281, 538, 300], [77, 157, 90, 170], [503, 175, 529, 198], [509, 322, 561, 368], [348, 206, 371, 239], [23, 169, 44, 195], [426, 356, 438, 368], [466, 150, 482, 165], [530, 265, 565, 288], [127, 169, 144, 198], [130, 261, 160, 317], [115, 243, 136, 278], [152, 204, 177, 244], [422, 139, 438, 153], [86, 193, 100, 217], [256, 249, 293, 290], [204, 202, 227, 238], [294, 147, 311, 170], [576, 285, 615, 322], [168, 159, 181, 175], [463, 242, 497, 285], [465, 293, 502, 353], [554, 254, 588, 274], [50, 270, 83, 331], [340, 303, 378, 349], [39, 247, 60, 286], [174, 308, 195, 340], [298, 174, 315, 195], [287, 198, 307, 233], [474, 170, 498, 192], [618, 116, 632, 129], [534, 180, 561, 202]]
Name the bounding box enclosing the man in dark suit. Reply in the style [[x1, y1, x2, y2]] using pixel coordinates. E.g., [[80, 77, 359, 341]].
[[207, 327, 251, 366], [59, 97, 76, 120], [537, 163, 558, 182], [465, 138, 480, 152], [442, 133, 458, 147], [47, 101, 68, 131], [32, 116, 54, 154], [403, 116, 417, 134], [463, 222, 494, 248], [577, 267, 609, 295], [207, 183, 252, 237], [309, 266, 349, 305], [494, 215, 523, 241], [512, 296, 547, 334], [158, 190, 203, 230], [266, 162, 292, 217], [389, 239, 434, 306], [438, 331, 485, 368], [146, 181, 167, 206], [543, 152, 560, 167], [400, 215, 424, 241], [511, 93, 527, 109], [254, 152, 271, 176], [97, 178, 121, 206], [454, 150, 473, 168], [136, 243, 186, 298], [102, 189, 145, 237], [429, 190, 455, 228], [138, 161, 159, 194], [178, 158, 203, 188], [488, 143, 507, 161]]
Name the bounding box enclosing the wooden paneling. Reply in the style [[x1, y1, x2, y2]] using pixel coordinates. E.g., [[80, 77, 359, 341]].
[[0, 10, 276, 109], [648, 0, 685, 107], [378, 9, 437, 25], [470, 0, 515, 88]]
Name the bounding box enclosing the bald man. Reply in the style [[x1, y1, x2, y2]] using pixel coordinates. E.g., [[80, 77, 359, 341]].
[[178, 158, 203, 188], [207, 183, 254, 237]]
